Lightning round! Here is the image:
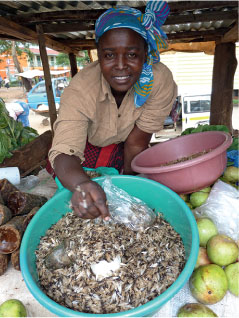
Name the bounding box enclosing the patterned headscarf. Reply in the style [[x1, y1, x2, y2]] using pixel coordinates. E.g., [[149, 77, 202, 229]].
[[95, 1, 170, 108]]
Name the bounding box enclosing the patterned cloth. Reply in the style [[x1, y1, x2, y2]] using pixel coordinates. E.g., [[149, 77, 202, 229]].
[[95, 1, 170, 108], [46, 141, 124, 178], [82, 140, 124, 172]]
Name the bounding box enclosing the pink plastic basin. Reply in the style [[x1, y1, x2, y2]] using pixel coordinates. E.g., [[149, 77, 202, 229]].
[[131, 131, 232, 194]]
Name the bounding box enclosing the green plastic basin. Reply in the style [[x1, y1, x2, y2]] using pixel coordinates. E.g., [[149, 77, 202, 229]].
[[20, 176, 199, 317]]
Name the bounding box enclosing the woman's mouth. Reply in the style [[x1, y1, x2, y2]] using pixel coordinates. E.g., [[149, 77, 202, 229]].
[[113, 75, 131, 83]]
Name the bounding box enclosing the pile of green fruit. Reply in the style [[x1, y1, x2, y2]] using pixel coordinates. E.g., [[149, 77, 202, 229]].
[[0, 299, 27, 317], [177, 217, 239, 317], [180, 166, 239, 210], [177, 164, 238, 317]]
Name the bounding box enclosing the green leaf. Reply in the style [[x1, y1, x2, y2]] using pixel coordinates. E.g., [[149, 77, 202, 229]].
[[228, 137, 238, 151], [0, 131, 12, 163], [181, 124, 230, 136], [0, 98, 39, 163]]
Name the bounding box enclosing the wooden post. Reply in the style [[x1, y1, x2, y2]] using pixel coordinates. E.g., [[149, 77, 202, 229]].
[[36, 24, 57, 131], [210, 42, 237, 132], [68, 52, 78, 78]]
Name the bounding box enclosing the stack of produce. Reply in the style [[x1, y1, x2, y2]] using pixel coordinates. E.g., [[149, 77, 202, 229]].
[[0, 178, 47, 275], [180, 165, 239, 210], [177, 165, 239, 317]]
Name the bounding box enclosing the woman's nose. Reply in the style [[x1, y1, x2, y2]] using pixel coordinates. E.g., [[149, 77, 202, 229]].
[[115, 55, 127, 69]]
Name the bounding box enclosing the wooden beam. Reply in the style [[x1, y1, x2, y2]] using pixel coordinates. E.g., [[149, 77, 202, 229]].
[[0, 16, 37, 42], [68, 52, 78, 78], [167, 28, 227, 41], [36, 24, 57, 131], [0, 16, 77, 54], [42, 22, 94, 34], [13, 9, 106, 23], [165, 10, 237, 25], [221, 23, 238, 43], [210, 42, 237, 132]]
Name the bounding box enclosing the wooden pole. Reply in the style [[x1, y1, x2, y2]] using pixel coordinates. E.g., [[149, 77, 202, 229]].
[[68, 52, 78, 78], [36, 24, 57, 131], [210, 42, 237, 132]]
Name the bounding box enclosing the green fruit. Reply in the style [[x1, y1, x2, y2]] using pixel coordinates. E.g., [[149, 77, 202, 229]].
[[207, 234, 239, 266], [200, 187, 211, 193], [189, 264, 228, 305], [224, 262, 239, 296], [190, 192, 209, 208], [0, 299, 27, 317], [195, 247, 211, 269], [177, 303, 217, 317], [223, 166, 239, 183], [186, 202, 194, 209], [196, 218, 218, 247]]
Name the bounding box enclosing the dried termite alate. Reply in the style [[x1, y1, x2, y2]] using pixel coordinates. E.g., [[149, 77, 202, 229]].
[[36, 212, 185, 314]]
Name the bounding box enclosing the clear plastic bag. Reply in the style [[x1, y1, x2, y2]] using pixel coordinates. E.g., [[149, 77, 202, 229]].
[[101, 177, 156, 231], [194, 179, 239, 241]]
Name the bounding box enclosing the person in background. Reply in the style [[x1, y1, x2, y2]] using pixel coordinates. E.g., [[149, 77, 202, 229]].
[[48, 0, 177, 220], [0, 75, 2, 88], [4, 77, 10, 89], [56, 83, 65, 97]]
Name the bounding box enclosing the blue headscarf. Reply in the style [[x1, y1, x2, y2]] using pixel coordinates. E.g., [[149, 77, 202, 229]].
[[95, 1, 170, 108]]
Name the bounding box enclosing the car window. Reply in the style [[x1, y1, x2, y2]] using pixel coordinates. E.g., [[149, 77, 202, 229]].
[[32, 83, 46, 94], [184, 95, 211, 114]]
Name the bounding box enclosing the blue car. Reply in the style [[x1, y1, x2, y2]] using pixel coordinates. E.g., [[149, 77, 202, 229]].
[[27, 77, 69, 110]]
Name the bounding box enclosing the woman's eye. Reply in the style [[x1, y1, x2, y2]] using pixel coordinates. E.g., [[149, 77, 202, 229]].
[[105, 53, 114, 59]]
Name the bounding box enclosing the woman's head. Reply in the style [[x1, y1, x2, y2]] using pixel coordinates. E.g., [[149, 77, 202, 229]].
[[95, 1, 170, 107], [97, 28, 147, 95]]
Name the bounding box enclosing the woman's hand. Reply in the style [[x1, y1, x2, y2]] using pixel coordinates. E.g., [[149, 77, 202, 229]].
[[71, 180, 110, 220], [54, 154, 110, 220]]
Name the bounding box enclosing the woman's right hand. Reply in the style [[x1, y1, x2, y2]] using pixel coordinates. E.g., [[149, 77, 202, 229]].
[[71, 180, 110, 220]]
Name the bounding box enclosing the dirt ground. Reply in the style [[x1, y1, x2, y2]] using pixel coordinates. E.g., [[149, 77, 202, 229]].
[[0, 86, 51, 135]]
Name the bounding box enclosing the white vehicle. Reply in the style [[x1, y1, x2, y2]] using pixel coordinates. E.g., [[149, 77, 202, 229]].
[[179, 87, 211, 132]]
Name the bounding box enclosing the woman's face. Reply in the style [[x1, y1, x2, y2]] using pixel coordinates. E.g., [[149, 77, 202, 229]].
[[97, 28, 147, 94]]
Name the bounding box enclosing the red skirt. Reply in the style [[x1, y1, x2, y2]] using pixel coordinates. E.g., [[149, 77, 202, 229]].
[[46, 141, 124, 178]]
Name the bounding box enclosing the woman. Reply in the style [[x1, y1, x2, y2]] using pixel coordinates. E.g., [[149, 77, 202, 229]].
[[48, 1, 177, 220]]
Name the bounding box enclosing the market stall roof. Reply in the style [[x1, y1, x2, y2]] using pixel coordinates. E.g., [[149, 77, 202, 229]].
[[16, 69, 70, 79], [0, 1, 238, 54], [0, 1, 237, 132]]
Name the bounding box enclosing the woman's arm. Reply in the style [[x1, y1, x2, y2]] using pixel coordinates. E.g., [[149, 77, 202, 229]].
[[123, 125, 152, 174], [54, 153, 109, 220]]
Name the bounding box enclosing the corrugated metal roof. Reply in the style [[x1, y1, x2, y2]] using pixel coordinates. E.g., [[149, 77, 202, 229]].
[[0, 1, 238, 53]]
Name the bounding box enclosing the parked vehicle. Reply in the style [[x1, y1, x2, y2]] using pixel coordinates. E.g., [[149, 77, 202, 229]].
[[179, 88, 211, 131], [26, 77, 69, 110]]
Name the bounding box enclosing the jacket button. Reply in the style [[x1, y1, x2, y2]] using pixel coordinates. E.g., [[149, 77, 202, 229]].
[[118, 114, 121, 118], [70, 149, 74, 153]]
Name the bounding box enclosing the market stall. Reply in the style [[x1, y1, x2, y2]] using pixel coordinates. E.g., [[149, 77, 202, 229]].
[[0, 1, 238, 317]]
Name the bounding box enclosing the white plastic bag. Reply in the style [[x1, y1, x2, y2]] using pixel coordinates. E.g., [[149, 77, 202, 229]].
[[101, 177, 156, 231], [194, 179, 239, 241]]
